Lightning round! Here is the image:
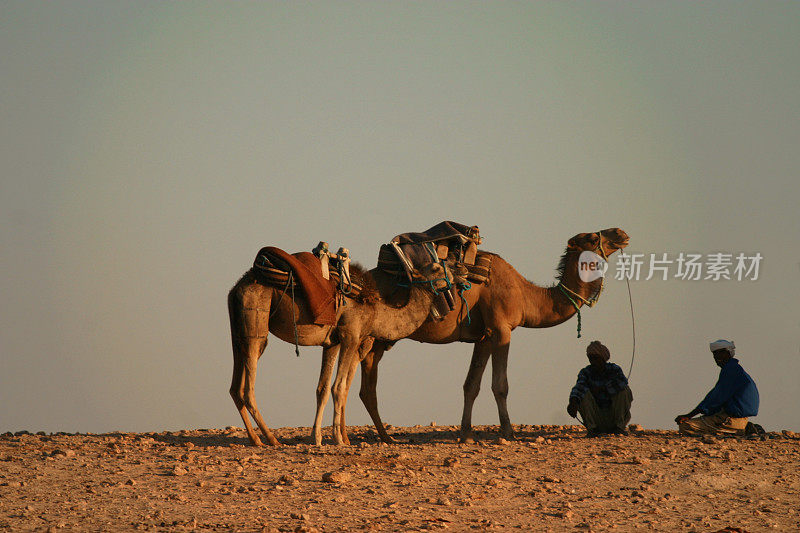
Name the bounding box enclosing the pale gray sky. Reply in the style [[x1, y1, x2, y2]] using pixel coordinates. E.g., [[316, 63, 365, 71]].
[[1, 2, 798, 435]]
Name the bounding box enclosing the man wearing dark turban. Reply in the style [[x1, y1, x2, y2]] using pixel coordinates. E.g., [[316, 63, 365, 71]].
[[567, 341, 633, 436], [674, 340, 760, 436]]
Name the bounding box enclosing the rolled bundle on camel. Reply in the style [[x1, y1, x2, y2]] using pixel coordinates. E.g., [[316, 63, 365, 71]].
[[227, 241, 452, 446], [343, 227, 630, 444]]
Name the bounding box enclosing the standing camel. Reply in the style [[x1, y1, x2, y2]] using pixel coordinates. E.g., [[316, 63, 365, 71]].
[[317, 228, 629, 443], [321, 265, 458, 445], [228, 252, 449, 446]]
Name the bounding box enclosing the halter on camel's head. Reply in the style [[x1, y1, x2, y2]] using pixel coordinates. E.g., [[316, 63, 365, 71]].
[[559, 228, 630, 308], [566, 228, 630, 258]]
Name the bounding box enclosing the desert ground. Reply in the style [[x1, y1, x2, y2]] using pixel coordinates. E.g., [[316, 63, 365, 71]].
[[1, 424, 798, 532]]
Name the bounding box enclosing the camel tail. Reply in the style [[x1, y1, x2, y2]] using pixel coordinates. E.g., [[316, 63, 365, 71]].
[[227, 271, 271, 346]]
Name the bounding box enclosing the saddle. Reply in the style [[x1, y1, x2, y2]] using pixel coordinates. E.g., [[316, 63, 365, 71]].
[[376, 221, 489, 319], [252, 246, 363, 326]]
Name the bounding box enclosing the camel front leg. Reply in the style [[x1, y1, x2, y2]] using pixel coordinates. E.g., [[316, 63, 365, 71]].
[[331, 336, 361, 445], [337, 354, 363, 446], [460, 340, 492, 443], [336, 337, 377, 445], [490, 329, 513, 440], [312, 344, 339, 445]]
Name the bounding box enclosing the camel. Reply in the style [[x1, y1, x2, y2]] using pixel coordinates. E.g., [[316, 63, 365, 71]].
[[228, 251, 449, 446], [322, 265, 458, 445], [316, 228, 629, 444]]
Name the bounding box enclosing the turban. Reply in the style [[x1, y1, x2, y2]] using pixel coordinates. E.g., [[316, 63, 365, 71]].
[[586, 340, 610, 361], [709, 339, 735, 356]]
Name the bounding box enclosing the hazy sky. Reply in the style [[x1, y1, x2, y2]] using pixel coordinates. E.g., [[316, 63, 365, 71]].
[[2, 2, 798, 436]]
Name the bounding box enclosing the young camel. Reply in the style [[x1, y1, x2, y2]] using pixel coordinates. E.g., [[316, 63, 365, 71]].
[[324, 265, 453, 444], [316, 228, 629, 444], [228, 255, 447, 446]]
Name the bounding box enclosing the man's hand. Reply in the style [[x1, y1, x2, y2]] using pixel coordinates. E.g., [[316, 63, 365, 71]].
[[567, 398, 579, 418]]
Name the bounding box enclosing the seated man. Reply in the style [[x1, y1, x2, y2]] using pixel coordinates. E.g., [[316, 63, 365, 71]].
[[567, 341, 633, 436], [675, 339, 760, 436]]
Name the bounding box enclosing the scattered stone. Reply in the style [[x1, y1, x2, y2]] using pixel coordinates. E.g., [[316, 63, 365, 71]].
[[278, 475, 298, 486], [322, 471, 351, 484], [51, 449, 76, 458], [443, 457, 460, 467], [538, 475, 562, 483], [171, 466, 188, 476], [629, 424, 644, 434]]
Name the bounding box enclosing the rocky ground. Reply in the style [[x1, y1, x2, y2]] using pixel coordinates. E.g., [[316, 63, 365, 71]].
[[1, 424, 798, 532]]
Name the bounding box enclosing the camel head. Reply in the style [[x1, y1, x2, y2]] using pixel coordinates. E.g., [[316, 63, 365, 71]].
[[566, 228, 629, 258], [408, 261, 451, 294]]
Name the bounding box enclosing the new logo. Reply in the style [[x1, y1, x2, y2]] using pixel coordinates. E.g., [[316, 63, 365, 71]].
[[578, 251, 608, 282]]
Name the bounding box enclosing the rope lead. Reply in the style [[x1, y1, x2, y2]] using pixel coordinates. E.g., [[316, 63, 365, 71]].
[[558, 283, 582, 338], [457, 280, 472, 326], [625, 275, 636, 381], [289, 272, 300, 357]]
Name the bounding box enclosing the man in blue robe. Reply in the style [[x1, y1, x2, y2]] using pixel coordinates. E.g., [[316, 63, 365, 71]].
[[675, 339, 760, 436]]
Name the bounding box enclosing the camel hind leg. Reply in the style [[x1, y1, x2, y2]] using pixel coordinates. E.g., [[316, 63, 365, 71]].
[[230, 331, 280, 446], [229, 339, 263, 446], [359, 342, 396, 444], [229, 285, 281, 446], [241, 339, 280, 446]]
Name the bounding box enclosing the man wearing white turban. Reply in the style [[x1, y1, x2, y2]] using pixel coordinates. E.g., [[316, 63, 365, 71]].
[[675, 339, 760, 436]]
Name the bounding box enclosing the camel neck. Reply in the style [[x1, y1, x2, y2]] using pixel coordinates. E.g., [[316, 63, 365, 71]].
[[370, 284, 436, 341], [520, 254, 601, 329]]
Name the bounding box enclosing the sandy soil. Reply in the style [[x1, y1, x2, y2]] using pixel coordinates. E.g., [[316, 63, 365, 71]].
[[1, 424, 798, 532]]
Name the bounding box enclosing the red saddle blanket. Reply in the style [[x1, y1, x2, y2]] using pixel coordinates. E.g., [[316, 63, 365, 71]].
[[254, 247, 338, 326]]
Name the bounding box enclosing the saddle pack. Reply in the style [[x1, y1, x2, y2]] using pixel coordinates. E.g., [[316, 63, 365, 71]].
[[376, 221, 492, 319]]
